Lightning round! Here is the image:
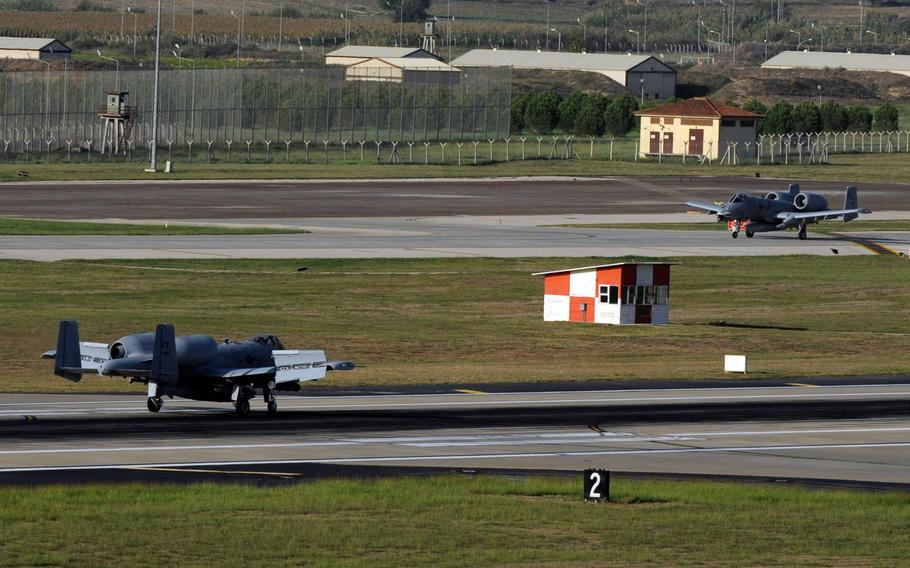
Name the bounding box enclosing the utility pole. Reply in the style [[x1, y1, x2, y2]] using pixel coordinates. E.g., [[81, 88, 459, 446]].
[[546, 0, 550, 50]]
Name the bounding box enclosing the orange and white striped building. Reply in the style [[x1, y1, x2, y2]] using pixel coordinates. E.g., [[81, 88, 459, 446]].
[[533, 262, 675, 325]]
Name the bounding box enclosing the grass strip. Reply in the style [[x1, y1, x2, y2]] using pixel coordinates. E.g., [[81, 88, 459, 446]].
[[2, 255, 908, 393], [3, 153, 910, 183], [0, 218, 306, 236], [0, 476, 907, 567]]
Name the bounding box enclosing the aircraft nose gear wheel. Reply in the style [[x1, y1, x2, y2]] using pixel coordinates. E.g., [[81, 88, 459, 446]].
[[235, 398, 251, 417], [267, 400, 278, 414], [147, 397, 163, 413], [731, 231, 738, 239], [745, 229, 754, 238]]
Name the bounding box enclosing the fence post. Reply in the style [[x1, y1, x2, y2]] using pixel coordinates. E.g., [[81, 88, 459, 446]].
[[519, 136, 526, 160]]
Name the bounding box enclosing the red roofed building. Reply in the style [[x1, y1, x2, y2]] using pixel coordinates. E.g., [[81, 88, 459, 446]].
[[635, 97, 762, 160]]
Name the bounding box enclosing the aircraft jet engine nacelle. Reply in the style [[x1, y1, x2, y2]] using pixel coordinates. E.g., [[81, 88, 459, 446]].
[[109, 332, 218, 368], [793, 192, 828, 211], [765, 191, 795, 202]]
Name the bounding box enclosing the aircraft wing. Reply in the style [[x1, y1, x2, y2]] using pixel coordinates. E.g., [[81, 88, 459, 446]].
[[272, 349, 328, 384], [41, 341, 110, 373], [220, 367, 277, 379], [776, 208, 871, 221], [686, 200, 723, 214]]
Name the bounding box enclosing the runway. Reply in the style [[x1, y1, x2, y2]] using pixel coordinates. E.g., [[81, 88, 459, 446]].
[[2, 381, 909, 485], [1, 215, 906, 260], [2, 176, 909, 219]]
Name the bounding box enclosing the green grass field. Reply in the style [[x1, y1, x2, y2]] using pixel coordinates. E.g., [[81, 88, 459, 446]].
[[0, 476, 907, 567], [3, 153, 910, 184], [2, 255, 908, 393], [556, 220, 910, 233], [0, 219, 305, 236]]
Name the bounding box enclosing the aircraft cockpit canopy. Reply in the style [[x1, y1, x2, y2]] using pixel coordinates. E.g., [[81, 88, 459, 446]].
[[728, 193, 747, 203], [250, 334, 286, 350]]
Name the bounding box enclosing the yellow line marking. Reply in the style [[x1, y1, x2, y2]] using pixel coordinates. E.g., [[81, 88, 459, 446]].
[[454, 389, 487, 395], [588, 423, 605, 434], [787, 383, 818, 388], [127, 466, 300, 477]]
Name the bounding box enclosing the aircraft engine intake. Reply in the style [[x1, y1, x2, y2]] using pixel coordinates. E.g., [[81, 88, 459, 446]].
[[109, 332, 155, 359], [793, 192, 828, 211], [765, 191, 795, 202]]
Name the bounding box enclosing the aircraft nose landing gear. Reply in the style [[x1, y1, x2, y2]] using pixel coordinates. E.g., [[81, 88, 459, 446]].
[[147, 397, 163, 413]]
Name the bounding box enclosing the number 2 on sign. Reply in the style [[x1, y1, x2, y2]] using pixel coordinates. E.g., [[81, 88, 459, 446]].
[[589, 472, 602, 499]]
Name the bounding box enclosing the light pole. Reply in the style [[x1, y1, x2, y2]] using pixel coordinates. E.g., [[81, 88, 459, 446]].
[[811, 22, 827, 52], [866, 29, 878, 44], [229, 9, 241, 67], [763, 38, 768, 61], [577, 17, 587, 50], [799, 37, 813, 51], [298, 43, 304, 63], [628, 28, 640, 53], [97, 49, 120, 90], [789, 28, 800, 50], [148, 0, 162, 173], [173, 44, 196, 141], [120, 0, 125, 36], [545, 0, 550, 50], [128, 7, 138, 58], [277, 0, 283, 53], [639, 77, 644, 105], [817, 84, 822, 106], [34, 56, 50, 135], [550, 28, 561, 51]]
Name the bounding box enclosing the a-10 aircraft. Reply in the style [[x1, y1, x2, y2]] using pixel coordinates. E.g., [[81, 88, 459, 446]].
[[42, 321, 354, 416], [686, 184, 871, 240]]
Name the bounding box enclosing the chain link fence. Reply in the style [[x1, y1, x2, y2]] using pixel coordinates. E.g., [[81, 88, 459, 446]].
[[0, 65, 512, 162]]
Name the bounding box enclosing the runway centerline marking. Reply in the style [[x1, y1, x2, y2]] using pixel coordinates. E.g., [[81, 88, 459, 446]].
[[454, 389, 487, 395]]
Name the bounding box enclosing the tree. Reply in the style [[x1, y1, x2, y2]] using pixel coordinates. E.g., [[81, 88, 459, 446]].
[[557, 91, 588, 132], [523, 90, 562, 134], [846, 106, 873, 132], [574, 102, 606, 137], [383, 0, 431, 23], [603, 94, 639, 136], [790, 102, 822, 133], [764, 101, 793, 134], [510, 93, 533, 133], [873, 102, 900, 131], [819, 101, 848, 132]]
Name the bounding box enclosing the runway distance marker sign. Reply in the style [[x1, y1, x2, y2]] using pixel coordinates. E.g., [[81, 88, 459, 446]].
[[583, 469, 610, 502]]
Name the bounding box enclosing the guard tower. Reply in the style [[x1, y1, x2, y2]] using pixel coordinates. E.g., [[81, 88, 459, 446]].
[[420, 19, 438, 55], [99, 91, 135, 155]]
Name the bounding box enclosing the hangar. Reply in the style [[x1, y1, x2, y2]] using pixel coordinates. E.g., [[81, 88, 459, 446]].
[[0, 37, 71, 61], [635, 98, 761, 160], [450, 49, 676, 100], [343, 57, 460, 84], [762, 50, 910, 78], [325, 45, 442, 66], [533, 262, 675, 325]]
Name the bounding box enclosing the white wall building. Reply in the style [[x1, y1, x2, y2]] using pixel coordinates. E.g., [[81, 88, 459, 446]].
[[326, 46, 442, 67], [762, 50, 910, 78], [0, 37, 71, 61], [450, 49, 676, 100]]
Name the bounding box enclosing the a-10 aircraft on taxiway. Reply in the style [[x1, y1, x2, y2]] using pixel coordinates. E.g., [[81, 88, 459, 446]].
[[686, 183, 871, 240], [42, 321, 354, 416]]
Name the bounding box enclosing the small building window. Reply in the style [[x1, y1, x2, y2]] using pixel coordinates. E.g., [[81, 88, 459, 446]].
[[740, 119, 755, 127], [656, 286, 670, 305], [622, 285, 636, 305], [721, 119, 736, 127], [599, 285, 619, 305]]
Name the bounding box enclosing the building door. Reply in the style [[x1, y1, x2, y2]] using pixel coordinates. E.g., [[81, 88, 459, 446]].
[[662, 132, 673, 154], [688, 129, 703, 155], [649, 132, 660, 154], [635, 304, 652, 324]]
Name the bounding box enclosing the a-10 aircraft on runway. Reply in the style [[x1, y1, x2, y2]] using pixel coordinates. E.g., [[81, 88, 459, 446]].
[[686, 184, 871, 240], [42, 321, 354, 416]]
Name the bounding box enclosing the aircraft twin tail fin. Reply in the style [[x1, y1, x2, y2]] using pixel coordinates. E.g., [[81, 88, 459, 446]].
[[844, 186, 859, 222], [54, 320, 83, 382], [150, 324, 179, 385]]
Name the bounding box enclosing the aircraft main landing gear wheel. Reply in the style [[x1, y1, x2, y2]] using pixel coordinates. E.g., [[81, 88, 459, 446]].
[[235, 398, 251, 417], [267, 400, 278, 414], [745, 230, 754, 238], [798, 229, 808, 240], [731, 231, 738, 239], [147, 397, 162, 413]]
